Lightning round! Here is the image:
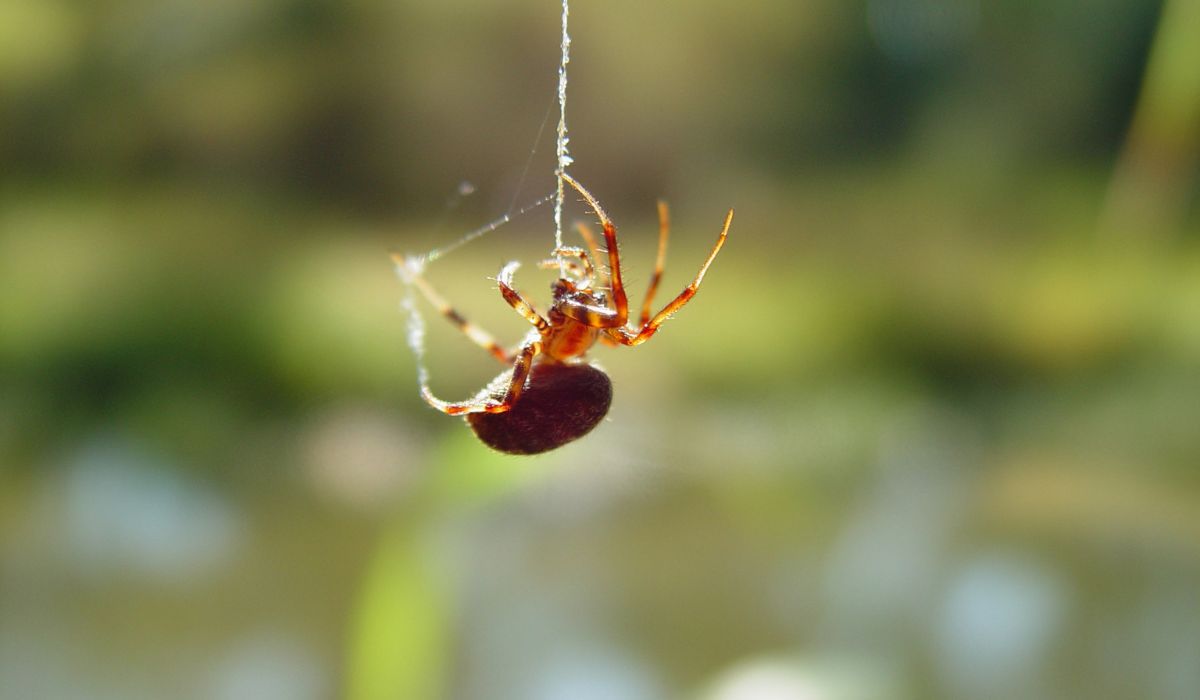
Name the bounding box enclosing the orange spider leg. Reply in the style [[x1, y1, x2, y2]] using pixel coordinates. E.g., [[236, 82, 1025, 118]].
[[574, 221, 606, 285], [497, 261, 552, 335], [537, 246, 596, 287], [561, 173, 629, 327], [640, 200, 671, 326], [611, 208, 732, 346], [430, 258, 564, 415], [420, 340, 543, 415], [538, 257, 586, 282], [392, 252, 511, 363]]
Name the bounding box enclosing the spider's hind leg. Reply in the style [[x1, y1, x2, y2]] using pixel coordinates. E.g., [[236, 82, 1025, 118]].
[[418, 340, 542, 416], [392, 253, 513, 364]]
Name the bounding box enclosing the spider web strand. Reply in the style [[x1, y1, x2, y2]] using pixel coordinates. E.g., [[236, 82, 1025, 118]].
[[398, 264, 434, 401], [423, 192, 554, 264], [553, 0, 573, 277]]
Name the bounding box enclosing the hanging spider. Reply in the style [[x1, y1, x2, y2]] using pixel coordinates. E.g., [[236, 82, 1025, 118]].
[[394, 174, 732, 454]]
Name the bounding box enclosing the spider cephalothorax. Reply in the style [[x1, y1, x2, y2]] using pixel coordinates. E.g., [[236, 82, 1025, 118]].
[[396, 174, 732, 454]]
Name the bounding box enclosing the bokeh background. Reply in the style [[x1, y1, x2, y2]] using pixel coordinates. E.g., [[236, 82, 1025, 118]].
[[3, 0, 1199, 698]]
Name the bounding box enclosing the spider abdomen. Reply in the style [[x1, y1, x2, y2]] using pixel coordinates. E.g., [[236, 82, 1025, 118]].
[[467, 361, 612, 455]]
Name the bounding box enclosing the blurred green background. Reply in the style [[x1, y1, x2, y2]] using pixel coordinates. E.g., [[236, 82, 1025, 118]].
[[2, 0, 1199, 698]]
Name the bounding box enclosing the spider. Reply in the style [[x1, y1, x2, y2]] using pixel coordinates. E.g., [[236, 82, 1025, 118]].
[[394, 174, 732, 454]]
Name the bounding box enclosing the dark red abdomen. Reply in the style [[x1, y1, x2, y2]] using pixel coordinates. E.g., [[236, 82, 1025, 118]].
[[467, 361, 612, 455]]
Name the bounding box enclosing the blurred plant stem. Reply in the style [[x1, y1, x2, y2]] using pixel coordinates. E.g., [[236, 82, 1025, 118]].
[[346, 518, 451, 700], [345, 438, 561, 700], [1102, 0, 1200, 239]]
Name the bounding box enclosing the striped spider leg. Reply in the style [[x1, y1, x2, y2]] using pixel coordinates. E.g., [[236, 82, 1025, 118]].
[[392, 253, 546, 416]]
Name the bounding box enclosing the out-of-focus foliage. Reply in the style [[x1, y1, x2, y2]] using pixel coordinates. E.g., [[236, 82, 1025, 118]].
[[1, 1, 1198, 699]]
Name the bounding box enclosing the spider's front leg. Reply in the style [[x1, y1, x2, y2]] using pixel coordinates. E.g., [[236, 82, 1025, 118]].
[[640, 200, 671, 325], [538, 246, 596, 288], [561, 173, 630, 326], [497, 261, 551, 335], [419, 340, 542, 416]]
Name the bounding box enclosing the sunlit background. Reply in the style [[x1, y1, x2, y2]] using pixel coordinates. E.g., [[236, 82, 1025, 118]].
[[2, 0, 1199, 698]]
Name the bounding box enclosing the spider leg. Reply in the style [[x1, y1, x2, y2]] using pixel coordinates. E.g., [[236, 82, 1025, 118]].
[[497, 261, 551, 335], [574, 221, 606, 286], [609, 208, 732, 347], [537, 246, 596, 287], [420, 340, 542, 415], [561, 173, 629, 327], [538, 257, 585, 280], [639, 200, 671, 326], [392, 253, 512, 363]]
